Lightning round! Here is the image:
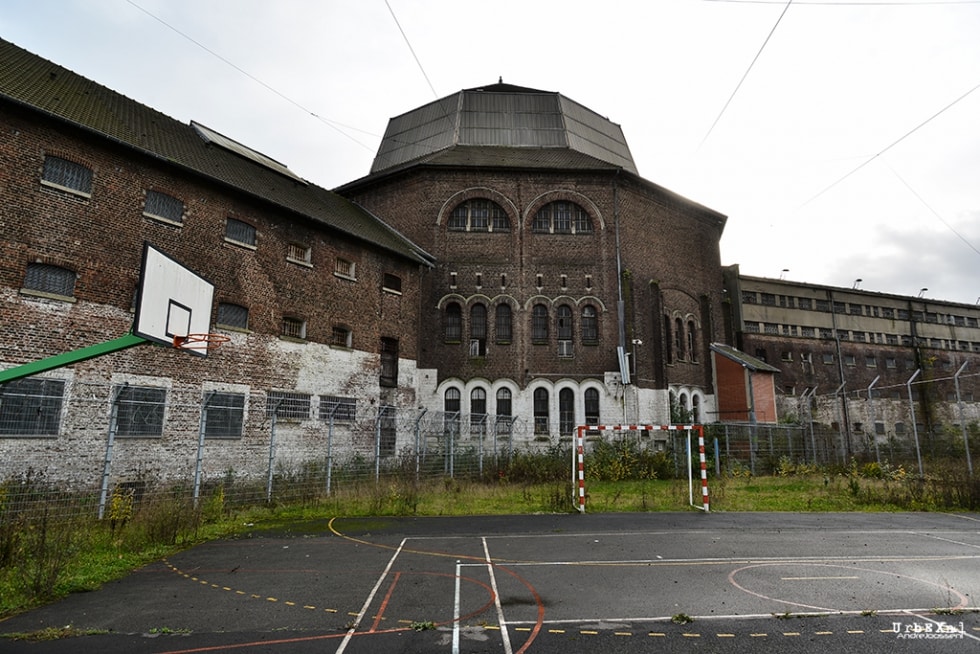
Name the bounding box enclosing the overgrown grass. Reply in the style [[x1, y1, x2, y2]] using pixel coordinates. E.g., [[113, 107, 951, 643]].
[[1, 449, 978, 623]]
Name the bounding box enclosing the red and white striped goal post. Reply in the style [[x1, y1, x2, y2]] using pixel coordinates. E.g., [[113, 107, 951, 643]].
[[573, 424, 709, 514]]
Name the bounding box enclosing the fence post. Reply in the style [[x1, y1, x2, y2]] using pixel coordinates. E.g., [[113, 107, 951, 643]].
[[414, 408, 427, 483], [907, 369, 924, 478], [954, 362, 973, 477], [867, 376, 881, 465], [326, 413, 334, 496], [98, 384, 124, 520], [193, 391, 216, 506]]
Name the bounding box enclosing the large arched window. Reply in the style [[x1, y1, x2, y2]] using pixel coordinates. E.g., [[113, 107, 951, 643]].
[[531, 201, 593, 234], [444, 302, 462, 342], [557, 305, 573, 358], [559, 388, 575, 436], [533, 388, 549, 435], [532, 304, 549, 343], [470, 303, 487, 356], [581, 305, 598, 343], [495, 304, 512, 343], [692, 394, 701, 423], [448, 199, 510, 232]]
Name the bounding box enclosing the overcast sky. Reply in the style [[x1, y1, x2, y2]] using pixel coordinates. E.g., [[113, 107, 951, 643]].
[[4, 0, 980, 304]]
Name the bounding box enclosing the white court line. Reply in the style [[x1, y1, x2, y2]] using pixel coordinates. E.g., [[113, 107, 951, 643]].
[[453, 560, 461, 654], [483, 537, 514, 654], [903, 610, 980, 643], [334, 538, 406, 654]]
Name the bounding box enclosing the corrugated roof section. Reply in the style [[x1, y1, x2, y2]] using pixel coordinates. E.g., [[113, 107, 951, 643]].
[[368, 83, 638, 175], [0, 38, 432, 266]]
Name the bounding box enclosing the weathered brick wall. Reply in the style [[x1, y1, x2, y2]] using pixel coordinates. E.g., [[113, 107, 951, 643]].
[[0, 104, 423, 484]]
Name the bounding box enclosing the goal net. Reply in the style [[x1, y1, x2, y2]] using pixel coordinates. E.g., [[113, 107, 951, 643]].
[[573, 424, 709, 514]]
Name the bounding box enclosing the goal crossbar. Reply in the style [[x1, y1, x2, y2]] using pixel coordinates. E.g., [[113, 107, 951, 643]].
[[573, 424, 709, 514]]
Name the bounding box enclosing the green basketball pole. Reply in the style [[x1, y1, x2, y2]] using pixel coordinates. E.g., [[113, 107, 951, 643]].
[[0, 333, 149, 385]]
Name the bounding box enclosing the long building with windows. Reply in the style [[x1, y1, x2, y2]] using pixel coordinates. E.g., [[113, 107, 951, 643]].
[[723, 266, 980, 451]]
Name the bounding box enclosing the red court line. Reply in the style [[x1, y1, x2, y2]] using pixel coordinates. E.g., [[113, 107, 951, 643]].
[[371, 570, 401, 632]]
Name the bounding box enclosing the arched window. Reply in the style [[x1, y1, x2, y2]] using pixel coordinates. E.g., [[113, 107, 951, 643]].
[[470, 388, 487, 430], [444, 302, 462, 341], [496, 388, 513, 434], [531, 201, 593, 234], [495, 304, 512, 343], [687, 319, 698, 363], [581, 305, 598, 343], [444, 387, 461, 434], [692, 394, 701, 423], [674, 317, 685, 361], [584, 388, 600, 426], [470, 303, 487, 356], [533, 388, 549, 434], [559, 388, 575, 436], [532, 304, 549, 342], [448, 199, 510, 232], [557, 305, 573, 357]]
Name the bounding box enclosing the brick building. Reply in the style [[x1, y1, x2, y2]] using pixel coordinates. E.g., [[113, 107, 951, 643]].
[[724, 266, 980, 452], [0, 39, 432, 485], [337, 83, 729, 438]]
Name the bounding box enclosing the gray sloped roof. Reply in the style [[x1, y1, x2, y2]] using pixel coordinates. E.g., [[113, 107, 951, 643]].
[[710, 343, 781, 374], [370, 83, 638, 176], [0, 38, 432, 266]]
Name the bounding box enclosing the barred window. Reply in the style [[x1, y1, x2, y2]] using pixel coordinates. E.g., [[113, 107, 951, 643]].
[[266, 391, 311, 420], [382, 273, 402, 293], [584, 388, 600, 426], [216, 303, 249, 330], [533, 387, 549, 434], [532, 201, 593, 234], [559, 388, 575, 436], [23, 263, 76, 298], [532, 304, 549, 342], [143, 190, 184, 224], [581, 305, 598, 343], [444, 302, 462, 341], [495, 388, 512, 434], [203, 392, 245, 439], [287, 243, 311, 264], [225, 218, 256, 247], [331, 325, 352, 348], [448, 199, 510, 232], [115, 385, 166, 437], [281, 316, 306, 340], [0, 378, 65, 437], [495, 304, 512, 343], [320, 396, 356, 422], [42, 155, 92, 195], [334, 258, 355, 279], [380, 337, 398, 387]]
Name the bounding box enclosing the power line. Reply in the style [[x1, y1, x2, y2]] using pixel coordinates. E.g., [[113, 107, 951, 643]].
[[886, 163, 980, 259], [801, 81, 980, 207], [385, 0, 439, 99], [124, 0, 375, 151], [698, 0, 793, 150]]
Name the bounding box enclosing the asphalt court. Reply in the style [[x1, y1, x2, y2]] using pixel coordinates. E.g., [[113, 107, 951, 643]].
[[1, 512, 979, 653]]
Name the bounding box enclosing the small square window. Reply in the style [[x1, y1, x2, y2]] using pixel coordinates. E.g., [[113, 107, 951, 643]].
[[287, 243, 311, 265], [225, 218, 257, 247], [266, 391, 311, 420], [143, 190, 184, 225], [335, 258, 356, 280], [0, 378, 66, 437], [115, 385, 166, 437], [281, 316, 306, 340], [331, 325, 352, 348], [382, 273, 402, 294], [320, 396, 356, 422], [41, 155, 92, 196], [203, 392, 245, 439]]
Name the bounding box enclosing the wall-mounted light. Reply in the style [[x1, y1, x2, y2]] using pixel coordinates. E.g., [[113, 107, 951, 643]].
[[853, 278, 862, 289], [918, 287, 928, 298]]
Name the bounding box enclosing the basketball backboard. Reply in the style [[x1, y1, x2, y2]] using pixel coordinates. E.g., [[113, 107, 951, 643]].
[[133, 243, 216, 357]]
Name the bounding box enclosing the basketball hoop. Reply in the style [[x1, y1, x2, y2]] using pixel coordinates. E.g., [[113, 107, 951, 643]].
[[173, 333, 230, 351]]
